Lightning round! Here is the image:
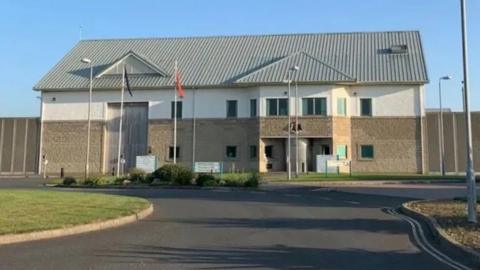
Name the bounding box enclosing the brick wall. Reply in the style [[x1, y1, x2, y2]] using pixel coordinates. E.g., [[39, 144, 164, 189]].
[[41, 121, 104, 176], [350, 117, 423, 173]]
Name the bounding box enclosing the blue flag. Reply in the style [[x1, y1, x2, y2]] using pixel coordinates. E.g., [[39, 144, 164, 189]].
[[124, 66, 133, 97]]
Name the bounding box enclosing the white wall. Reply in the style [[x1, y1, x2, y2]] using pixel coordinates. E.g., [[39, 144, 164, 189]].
[[42, 88, 259, 121], [42, 84, 423, 121]]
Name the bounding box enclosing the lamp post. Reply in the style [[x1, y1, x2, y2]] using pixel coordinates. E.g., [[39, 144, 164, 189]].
[[81, 58, 93, 179], [438, 75, 451, 176], [285, 66, 299, 181], [460, 0, 477, 223], [293, 67, 300, 178]]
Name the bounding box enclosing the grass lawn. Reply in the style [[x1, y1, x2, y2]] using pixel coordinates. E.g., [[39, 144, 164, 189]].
[[408, 199, 480, 252], [265, 173, 472, 182], [0, 189, 150, 235]]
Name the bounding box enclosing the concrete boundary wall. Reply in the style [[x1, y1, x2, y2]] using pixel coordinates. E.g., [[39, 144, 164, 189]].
[[427, 111, 480, 173], [0, 118, 40, 175]]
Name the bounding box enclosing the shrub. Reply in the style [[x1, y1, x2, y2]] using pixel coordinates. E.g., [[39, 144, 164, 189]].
[[222, 173, 249, 187], [143, 173, 155, 184], [62, 176, 76, 186], [195, 174, 218, 186], [153, 164, 193, 185], [95, 176, 116, 186], [114, 176, 128, 185], [244, 172, 261, 188], [129, 168, 146, 183], [83, 176, 100, 186]]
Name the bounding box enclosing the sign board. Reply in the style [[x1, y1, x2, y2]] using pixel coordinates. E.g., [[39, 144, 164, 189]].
[[327, 160, 351, 167], [136, 155, 157, 173], [316, 155, 337, 173], [194, 162, 222, 173]]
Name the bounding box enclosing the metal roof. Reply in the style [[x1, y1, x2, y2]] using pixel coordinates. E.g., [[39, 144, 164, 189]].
[[34, 31, 429, 91]]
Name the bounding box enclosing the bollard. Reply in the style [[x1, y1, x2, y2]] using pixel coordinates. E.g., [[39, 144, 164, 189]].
[[60, 168, 64, 179]]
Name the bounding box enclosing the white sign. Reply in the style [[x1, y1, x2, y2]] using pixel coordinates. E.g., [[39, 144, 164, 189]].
[[327, 160, 351, 167], [194, 162, 222, 173], [136, 155, 157, 173]]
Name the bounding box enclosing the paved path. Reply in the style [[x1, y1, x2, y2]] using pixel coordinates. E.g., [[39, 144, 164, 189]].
[[0, 183, 467, 270]]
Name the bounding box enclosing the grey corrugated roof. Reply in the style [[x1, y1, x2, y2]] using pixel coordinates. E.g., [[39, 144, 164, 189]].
[[34, 31, 428, 91]]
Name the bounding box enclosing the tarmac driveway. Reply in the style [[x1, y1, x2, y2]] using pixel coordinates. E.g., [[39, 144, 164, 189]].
[[0, 183, 463, 270]]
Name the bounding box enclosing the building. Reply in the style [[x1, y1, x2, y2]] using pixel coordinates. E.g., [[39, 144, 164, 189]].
[[34, 31, 429, 176]]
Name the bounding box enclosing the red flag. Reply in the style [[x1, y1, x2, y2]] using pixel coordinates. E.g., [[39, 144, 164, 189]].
[[175, 70, 185, 98]]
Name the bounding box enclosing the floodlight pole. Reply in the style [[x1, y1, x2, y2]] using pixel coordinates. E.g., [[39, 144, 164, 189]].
[[460, 0, 477, 223], [287, 73, 292, 181], [438, 76, 451, 176]]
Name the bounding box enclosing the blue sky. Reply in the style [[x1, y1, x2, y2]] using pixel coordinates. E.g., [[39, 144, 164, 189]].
[[0, 0, 478, 116]]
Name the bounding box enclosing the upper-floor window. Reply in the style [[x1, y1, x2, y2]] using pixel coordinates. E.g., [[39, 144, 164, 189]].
[[266, 98, 288, 116], [337, 98, 347, 116], [250, 99, 257, 117], [226, 100, 238, 118], [360, 98, 372, 117], [302, 97, 327, 116], [171, 101, 182, 119], [226, 145, 237, 158]]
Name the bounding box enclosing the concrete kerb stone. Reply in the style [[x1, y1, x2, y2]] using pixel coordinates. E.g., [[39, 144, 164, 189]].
[[400, 201, 480, 268], [0, 203, 153, 246]]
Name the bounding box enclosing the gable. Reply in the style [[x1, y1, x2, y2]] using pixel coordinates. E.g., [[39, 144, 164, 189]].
[[235, 51, 356, 84], [96, 51, 168, 78]]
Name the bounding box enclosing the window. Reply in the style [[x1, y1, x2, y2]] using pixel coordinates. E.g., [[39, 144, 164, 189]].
[[265, 145, 273, 158], [336, 144, 347, 159], [360, 98, 372, 116], [250, 99, 257, 117], [168, 146, 180, 159], [360, 145, 374, 159], [266, 98, 288, 116], [249, 145, 257, 159], [302, 98, 327, 116], [337, 98, 347, 116], [226, 146, 237, 158], [171, 101, 183, 119], [226, 100, 238, 118]]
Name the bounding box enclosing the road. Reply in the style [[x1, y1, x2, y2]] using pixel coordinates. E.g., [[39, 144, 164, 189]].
[[0, 181, 471, 269]]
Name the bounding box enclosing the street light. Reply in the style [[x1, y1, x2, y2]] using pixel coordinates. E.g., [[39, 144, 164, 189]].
[[459, 0, 477, 223], [81, 58, 93, 179], [438, 75, 452, 177], [293, 66, 300, 178], [285, 66, 299, 181]]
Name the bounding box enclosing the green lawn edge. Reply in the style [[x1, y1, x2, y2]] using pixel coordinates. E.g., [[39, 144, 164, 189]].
[[0, 189, 150, 235]]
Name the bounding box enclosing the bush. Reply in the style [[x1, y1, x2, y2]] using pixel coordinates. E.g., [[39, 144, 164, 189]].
[[195, 174, 218, 186], [153, 164, 193, 185], [83, 176, 100, 186], [62, 176, 76, 186], [143, 173, 155, 184], [222, 173, 249, 187], [114, 176, 128, 185], [244, 172, 261, 188], [129, 168, 146, 183]]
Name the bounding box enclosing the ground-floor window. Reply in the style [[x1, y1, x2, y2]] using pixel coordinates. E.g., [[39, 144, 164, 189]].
[[336, 144, 347, 159], [249, 145, 257, 159], [265, 145, 273, 158], [168, 146, 180, 159], [226, 146, 237, 158], [360, 145, 374, 159]]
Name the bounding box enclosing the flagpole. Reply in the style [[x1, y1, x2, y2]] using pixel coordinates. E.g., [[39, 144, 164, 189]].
[[173, 60, 178, 164], [116, 64, 125, 176], [192, 87, 196, 170]]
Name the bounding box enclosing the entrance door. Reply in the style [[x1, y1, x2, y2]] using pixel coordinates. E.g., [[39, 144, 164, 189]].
[[105, 103, 148, 174]]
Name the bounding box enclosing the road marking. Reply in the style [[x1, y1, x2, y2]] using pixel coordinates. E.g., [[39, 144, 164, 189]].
[[343, 200, 360, 205], [385, 208, 471, 270]]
